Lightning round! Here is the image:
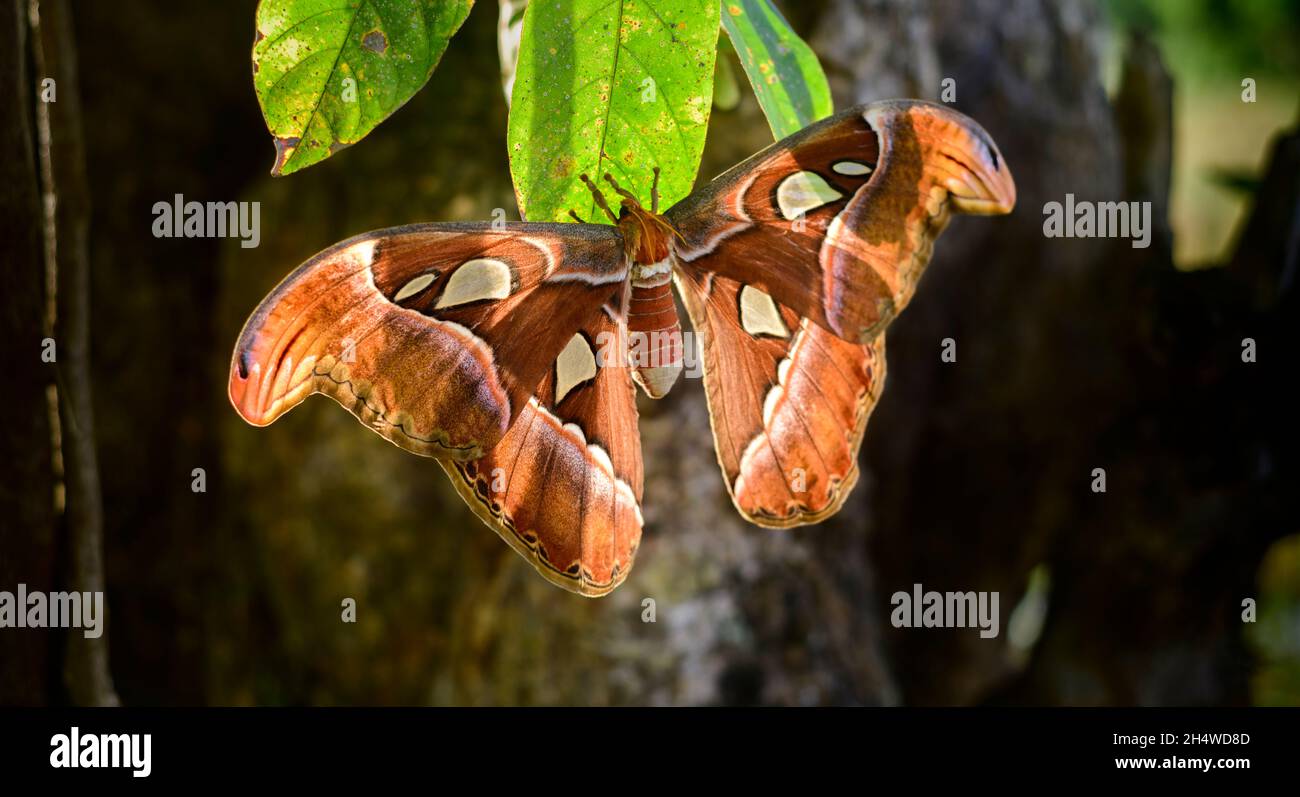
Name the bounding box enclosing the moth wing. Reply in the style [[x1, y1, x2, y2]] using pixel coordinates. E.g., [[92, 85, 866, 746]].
[[668, 100, 1015, 344], [674, 269, 885, 527], [442, 288, 643, 595], [230, 222, 627, 460]]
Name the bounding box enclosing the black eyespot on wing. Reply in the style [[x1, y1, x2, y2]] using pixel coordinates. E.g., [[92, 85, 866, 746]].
[[972, 126, 1000, 171]]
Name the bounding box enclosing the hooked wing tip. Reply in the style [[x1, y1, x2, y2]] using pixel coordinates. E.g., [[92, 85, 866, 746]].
[[868, 99, 1018, 216], [948, 166, 1017, 215], [228, 346, 272, 426], [935, 107, 1016, 215], [228, 322, 298, 427], [947, 136, 1017, 216]]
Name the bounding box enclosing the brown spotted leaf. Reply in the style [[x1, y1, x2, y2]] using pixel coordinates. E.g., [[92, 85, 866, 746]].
[[253, 0, 473, 175]]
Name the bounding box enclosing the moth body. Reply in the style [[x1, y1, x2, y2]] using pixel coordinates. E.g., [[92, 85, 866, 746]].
[[626, 261, 683, 399], [618, 200, 684, 399]]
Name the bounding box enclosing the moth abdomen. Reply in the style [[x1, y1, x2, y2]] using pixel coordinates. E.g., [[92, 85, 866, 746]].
[[627, 260, 682, 399]]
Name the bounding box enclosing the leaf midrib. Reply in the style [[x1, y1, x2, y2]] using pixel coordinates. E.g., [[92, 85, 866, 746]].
[[282, 0, 368, 171], [589, 0, 627, 219]]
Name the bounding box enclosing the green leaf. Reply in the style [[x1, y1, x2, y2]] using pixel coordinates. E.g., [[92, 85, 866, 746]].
[[507, 0, 720, 224], [721, 0, 832, 139], [253, 0, 473, 176]]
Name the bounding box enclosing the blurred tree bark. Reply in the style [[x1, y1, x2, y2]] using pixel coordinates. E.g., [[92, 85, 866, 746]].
[[0, 0, 58, 706], [816, 0, 1295, 705], [35, 0, 119, 707], [2, 0, 120, 706], [68, 0, 266, 705], [816, 0, 1129, 704]]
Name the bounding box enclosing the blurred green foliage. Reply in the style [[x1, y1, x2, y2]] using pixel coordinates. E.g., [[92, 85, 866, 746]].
[[1248, 535, 1300, 706], [720, 0, 833, 139], [1104, 0, 1300, 79]]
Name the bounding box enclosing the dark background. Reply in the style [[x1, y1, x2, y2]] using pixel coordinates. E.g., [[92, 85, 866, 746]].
[[2, 0, 1297, 706]]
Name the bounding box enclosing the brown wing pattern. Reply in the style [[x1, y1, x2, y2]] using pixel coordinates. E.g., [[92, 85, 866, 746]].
[[229, 222, 626, 460], [668, 100, 1015, 343], [675, 270, 886, 527], [442, 289, 643, 595]]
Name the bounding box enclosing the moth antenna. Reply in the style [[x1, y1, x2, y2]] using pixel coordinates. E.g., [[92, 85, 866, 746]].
[[579, 173, 620, 223], [567, 209, 587, 224], [602, 172, 639, 204], [651, 166, 661, 213]]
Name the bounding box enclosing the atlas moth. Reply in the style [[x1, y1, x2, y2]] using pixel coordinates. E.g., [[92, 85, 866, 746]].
[[230, 100, 1016, 596]]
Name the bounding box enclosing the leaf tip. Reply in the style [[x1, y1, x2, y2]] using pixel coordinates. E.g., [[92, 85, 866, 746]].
[[270, 136, 301, 176]]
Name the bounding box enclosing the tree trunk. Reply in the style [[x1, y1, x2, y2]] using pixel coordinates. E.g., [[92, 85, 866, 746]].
[[31, 0, 119, 706], [0, 0, 58, 707]]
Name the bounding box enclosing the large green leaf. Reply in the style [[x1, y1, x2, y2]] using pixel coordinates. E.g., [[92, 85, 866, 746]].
[[721, 0, 831, 139], [507, 0, 720, 223], [253, 0, 473, 176]]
